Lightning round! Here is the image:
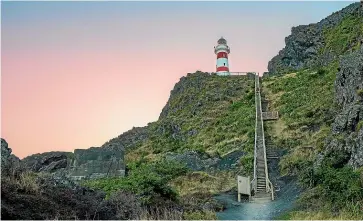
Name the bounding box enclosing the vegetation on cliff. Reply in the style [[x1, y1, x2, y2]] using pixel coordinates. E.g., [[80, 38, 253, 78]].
[[264, 3, 363, 219], [84, 72, 256, 219]]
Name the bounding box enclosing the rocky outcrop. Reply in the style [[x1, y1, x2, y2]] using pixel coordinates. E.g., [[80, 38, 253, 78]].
[[1, 138, 21, 176], [324, 46, 363, 168], [68, 147, 125, 180], [20, 145, 125, 180], [268, 2, 361, 74], [22, 151, 73, 173], [159, 71, 211, 119], [166, 151, 220, 171], [101, 126, 149, 151]]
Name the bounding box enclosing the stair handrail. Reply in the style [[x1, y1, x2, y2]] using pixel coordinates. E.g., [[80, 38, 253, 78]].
[[257, 75, 275, 200], [250, 72, 258, 193]]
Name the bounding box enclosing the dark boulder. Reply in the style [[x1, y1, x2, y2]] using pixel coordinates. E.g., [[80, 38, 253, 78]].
[[21, 151, 73, 173]]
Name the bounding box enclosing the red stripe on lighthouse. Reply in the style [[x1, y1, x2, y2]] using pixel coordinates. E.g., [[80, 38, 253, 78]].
[[217, 52, 228, 59], [217, 66, 229, 72]]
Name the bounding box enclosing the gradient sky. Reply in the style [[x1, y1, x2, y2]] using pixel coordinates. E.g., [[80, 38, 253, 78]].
[[1, 1, 354, 158]]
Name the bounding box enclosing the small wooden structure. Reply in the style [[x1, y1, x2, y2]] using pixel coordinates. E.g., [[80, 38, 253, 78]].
[[237, 176, 251, 202], [262, 111, 279, 120]]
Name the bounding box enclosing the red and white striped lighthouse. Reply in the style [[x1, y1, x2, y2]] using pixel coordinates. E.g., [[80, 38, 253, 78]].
[[214, 37, 230, 76]]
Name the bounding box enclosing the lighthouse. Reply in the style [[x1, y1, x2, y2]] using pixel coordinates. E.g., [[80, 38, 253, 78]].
[[214, 37, 230, 76]]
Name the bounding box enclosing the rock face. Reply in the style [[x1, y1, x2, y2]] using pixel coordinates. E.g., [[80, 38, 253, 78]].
[[20, 146, 125, 180], [165, 151, 220, 171], [165, 150, 244, 172], [324, 46, 363, 168], [159, 71, 211, 119], [22, 151, 73, 173], [266, 2, 363, 169], [1, 138, 21, 175], [68, 147, 125, 180], [101, 126, 149, 151], [268, 2, 361, 74]]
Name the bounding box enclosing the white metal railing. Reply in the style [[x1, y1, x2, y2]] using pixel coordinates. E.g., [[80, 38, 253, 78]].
[[204, 72, 257, 76], [229, 72, 255, 76]]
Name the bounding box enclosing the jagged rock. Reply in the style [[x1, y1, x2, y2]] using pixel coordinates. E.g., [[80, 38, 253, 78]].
[[165, 150, 220, 171], [165, 150, 245, 171], [21, 151, 73, 173], [332, 104, 363, 133], [332, 46, 363, 134], [334, 46, 363, 107], [101, 126, 148, 151], [323, 46, 363, 168], [268, 2, 361, 74], [1, 138, 21, 175]]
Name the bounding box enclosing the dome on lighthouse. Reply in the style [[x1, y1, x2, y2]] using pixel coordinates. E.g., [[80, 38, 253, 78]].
[[217, 37, 227, 45]]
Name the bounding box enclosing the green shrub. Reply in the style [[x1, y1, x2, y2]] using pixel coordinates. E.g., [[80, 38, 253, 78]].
[[321, 15, 363, 55], [314, 166, 363, 209], [83, 159, 189, 204]]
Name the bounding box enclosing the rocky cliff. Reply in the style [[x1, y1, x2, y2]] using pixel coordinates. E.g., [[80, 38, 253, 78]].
[[266, 2, 363, 169], [268, 2, 362, 74], [263, 2, 363, 218], [323, 46, 363, 169], [108, 71, 257, 175]]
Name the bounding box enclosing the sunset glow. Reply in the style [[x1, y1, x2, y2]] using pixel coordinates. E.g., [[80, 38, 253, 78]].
[[1, 1, 353, 158]]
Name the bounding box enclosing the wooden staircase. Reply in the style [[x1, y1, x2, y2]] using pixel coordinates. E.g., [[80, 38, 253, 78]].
[[251, 74, 274, 203]]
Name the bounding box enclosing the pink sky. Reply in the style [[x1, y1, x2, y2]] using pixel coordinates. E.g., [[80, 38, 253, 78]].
[[1, 1, 353, 158]]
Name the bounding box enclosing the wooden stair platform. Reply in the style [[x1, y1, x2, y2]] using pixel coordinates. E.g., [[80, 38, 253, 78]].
[[262, 111, 279, 120]]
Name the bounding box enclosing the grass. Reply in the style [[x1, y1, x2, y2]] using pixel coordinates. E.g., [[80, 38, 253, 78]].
[[262, 63, 339, 180], [169, 171, 236, 197], [263, 62, 363, 218], [320, 14, 363, 56], [147, 73, 256, 157], [287, 199, 363, 220], [14, 171, 40, 194], [124, 72, 256, 178], [84, 72, 257, 219]]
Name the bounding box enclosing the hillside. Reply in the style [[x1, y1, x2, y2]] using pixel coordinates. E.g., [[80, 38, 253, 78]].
[[102, 72, 256, 171], [263, 2, 363, 219], [83, 71, 257, 219], [1, 72, 256, 220]]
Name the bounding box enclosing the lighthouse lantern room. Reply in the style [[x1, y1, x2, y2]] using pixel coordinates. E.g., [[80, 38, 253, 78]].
[[214, 37, 230, 76]]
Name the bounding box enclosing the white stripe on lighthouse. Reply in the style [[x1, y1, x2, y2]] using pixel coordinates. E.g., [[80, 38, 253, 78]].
[[217, 58, 229, 67]]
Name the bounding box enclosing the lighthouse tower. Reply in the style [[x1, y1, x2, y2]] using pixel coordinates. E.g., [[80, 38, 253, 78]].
[[214, 37, 230, 76]]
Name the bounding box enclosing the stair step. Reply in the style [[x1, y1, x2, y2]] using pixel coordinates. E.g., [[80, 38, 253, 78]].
[[267, 156, 279, 159]]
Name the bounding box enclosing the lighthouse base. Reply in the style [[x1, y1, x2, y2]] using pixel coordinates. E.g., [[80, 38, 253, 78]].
[[216, 71, 230, 76]]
